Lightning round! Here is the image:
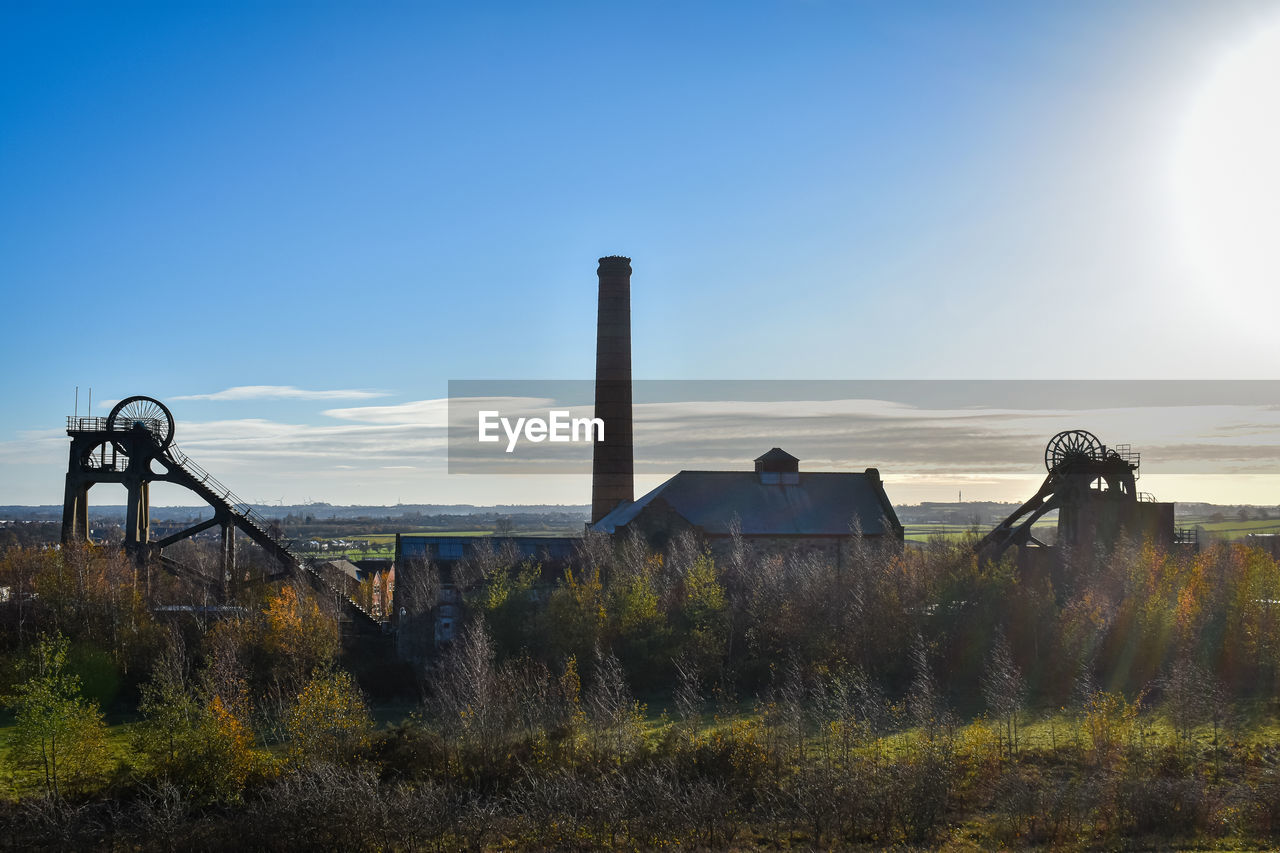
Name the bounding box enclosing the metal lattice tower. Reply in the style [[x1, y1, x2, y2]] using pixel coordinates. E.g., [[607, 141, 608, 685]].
[[976, 429, 1142, 562], [61, 395, 379, 630]]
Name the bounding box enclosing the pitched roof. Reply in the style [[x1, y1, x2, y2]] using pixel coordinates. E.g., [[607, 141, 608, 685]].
[[316, 558, 363, 581], [592, 470, 899, 537], [754, 447, 799, 465]]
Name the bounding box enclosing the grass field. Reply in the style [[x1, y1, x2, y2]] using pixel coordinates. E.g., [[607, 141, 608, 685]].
[[903, 516, 1280, 545], [1182, 517, 1280, 540], [902, 522, 1056, 544], [0, 718, 134, 799], [297, 530, 497, 560]]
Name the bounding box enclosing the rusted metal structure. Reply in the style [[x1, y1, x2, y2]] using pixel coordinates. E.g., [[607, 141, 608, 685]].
[[977, 429, 1176, 563], [61, 395, 379, 630]]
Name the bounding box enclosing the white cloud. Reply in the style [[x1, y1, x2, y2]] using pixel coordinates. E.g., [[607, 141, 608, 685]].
[[170, 418, 448, 468], [6, 395, 1280, 506], [323, 398, 452, 425], [0, 428, 69, 465], [172, 386, 390, 402]]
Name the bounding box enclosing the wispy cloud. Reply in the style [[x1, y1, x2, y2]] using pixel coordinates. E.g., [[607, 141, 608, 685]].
[[173, 386, 390, 402], [7, 392, 1280, 506], [323, 398, 451, 424], [0, 428, 71, 465], [172, 418, 447, 468]]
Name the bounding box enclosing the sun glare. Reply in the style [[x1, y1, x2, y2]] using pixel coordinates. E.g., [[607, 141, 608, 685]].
[[1172, 19, 1280, 306]]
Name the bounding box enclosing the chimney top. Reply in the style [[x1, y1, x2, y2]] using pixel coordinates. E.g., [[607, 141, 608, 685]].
[[598, 255, 632, 267]]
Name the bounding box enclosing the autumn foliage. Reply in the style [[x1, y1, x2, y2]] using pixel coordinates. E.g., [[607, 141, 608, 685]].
[[3, 536, 1280, 849]]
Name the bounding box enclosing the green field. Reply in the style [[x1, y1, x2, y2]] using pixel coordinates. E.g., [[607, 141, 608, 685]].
[[1182, 517, 1280, 540], [902, 522, 1056, 544], [0, 717, 133, 800], [904, 516, 1280, 545], [296, 531, 497, 560]]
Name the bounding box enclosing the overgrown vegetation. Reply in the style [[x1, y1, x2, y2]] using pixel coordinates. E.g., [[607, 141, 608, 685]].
[[3, 534, 1280, 850]]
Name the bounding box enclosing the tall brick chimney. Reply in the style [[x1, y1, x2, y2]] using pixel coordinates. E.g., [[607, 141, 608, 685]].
[[591, 256, 634, 523]]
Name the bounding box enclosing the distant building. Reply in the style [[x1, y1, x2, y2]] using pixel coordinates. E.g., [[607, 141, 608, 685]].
[[313, 557, 395, 621], [591, 448, 904, 566], [1247, 533, 1280, 559], [355, 559, 394, 620]]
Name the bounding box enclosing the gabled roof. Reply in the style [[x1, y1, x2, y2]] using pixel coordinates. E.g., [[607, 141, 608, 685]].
[[316, 558, 363, 581], [592, 470, 900, 537], [754, 447, 799, 465]]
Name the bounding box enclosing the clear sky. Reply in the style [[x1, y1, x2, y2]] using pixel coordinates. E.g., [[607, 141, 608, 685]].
[[2, 1, 1278, 507]]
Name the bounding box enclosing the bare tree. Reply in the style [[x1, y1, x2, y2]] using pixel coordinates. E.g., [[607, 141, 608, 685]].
[[982, 630, 1026, 754], [673, 652, 704, 727], [1159, 654, 1228, 751], [393, 558, 440, 667], [586, 647, 642, 756], [574, 528, 613, 575], [455, 538, 520, 590], [908, 632, 941, 736], [428, 621, 510, 758]]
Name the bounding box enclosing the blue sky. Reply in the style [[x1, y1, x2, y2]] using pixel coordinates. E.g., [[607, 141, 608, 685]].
[[3, 1, 1278, 506]]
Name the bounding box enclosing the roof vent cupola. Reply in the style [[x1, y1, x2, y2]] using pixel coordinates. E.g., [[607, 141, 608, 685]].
[[755, 447, 800, 484]]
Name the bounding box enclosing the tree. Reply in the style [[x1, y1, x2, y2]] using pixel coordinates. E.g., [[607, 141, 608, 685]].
[[285, 668, 373, 767], [263, 584, 340, 689], [132, 640, 257, 802], [5, 632, 112, 798], [610, 554, 670, 687], [1159, 656, 1227, 750], [677, 550, 727, 677], [908, 632, 941, 735], [673, 653, 704, 728], [133, 640, 200, 778], [466, 556, 540, 657], [585, 647, 644, 757], [545, 566, 608, 662], [981, 631, 1025, 755], [428, 621, 510, 756]]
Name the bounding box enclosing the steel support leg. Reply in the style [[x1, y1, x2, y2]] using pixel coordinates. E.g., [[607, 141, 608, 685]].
[[220, 522, 235, 603], [61, 478, 90, 543]]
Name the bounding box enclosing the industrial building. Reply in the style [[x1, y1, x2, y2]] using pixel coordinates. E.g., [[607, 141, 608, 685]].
[[592, 447, 903, 564], [583, 257, 900, 552], [390, 256, 905, 657], [393, 534, 579, 660]]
